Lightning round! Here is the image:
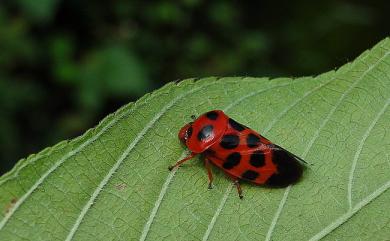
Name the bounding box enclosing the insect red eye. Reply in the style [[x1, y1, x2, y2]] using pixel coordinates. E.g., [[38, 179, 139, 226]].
[[186, 126, 193, 139], [178, 123, 193, 144]]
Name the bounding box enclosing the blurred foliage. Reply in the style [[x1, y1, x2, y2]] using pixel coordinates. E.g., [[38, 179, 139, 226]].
[[0, 0, 388, 174]]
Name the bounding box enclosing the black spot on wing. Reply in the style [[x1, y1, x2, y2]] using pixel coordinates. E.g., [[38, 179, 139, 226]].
[[247, 133, 260, 148], [197, 125, 214, 141], [223, 152, 241, 169], [241, 170, 259, 180], [249, 150, 265, 167], [228, 118, 245, 131], [266, 149, 303, 187], [220, 134, 240, 149], [206, 111, 219, 120]]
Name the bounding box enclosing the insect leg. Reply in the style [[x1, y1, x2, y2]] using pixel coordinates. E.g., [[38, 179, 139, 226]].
[[234, 180, 243, 199], [168, 152, 197, 171], [226, 174, 243, 199], [204, 158, 214, 189]]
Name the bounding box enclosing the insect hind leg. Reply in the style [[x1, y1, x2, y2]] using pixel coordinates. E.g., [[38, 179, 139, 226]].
[[234, 180, 243, 199], [226, 174, 243, 199], [204, 158, 214, 189]]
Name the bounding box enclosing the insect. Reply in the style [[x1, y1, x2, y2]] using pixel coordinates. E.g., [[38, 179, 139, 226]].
[[168, 110, 306, 199]]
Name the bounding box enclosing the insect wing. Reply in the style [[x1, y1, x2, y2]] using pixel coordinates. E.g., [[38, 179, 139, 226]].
[[207, 116, 304, 186], [265, 144, 304, 187]]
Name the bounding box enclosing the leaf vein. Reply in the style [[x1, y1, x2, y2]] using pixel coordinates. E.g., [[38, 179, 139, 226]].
[[139, 80, 301, 241], [308, 180, 390, 241], [0, 85, 173, 226], [265, 186, 291, 241], [204, 75, 340, 241], [64, 82, 217, 241], [138, 152, 185, 241], [201, 184, 233, 241], [263, 45, 389, 241], [347, 98, 390, 209], [202, 76, 337, 241]]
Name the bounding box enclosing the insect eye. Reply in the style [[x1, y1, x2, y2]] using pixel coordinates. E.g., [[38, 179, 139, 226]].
[[185, 125, 193, 140]]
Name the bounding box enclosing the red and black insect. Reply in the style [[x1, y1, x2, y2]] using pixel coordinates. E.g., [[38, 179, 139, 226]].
[[168, 110, 306, 199]]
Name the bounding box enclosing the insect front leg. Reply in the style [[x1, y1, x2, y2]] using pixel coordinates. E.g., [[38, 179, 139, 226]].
[[168, 152, 197, 171], [204, 158, 214, 189]]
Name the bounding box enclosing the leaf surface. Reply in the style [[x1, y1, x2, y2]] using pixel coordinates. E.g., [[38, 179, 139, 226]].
[[0, 38, 389, 241]]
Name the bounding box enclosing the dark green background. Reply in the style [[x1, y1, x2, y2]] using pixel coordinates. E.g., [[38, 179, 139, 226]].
[[0, 0, 388, 174]]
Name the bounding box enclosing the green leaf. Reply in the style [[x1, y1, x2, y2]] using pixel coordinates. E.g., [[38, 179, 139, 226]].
[[1, 38, 389, 241]]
